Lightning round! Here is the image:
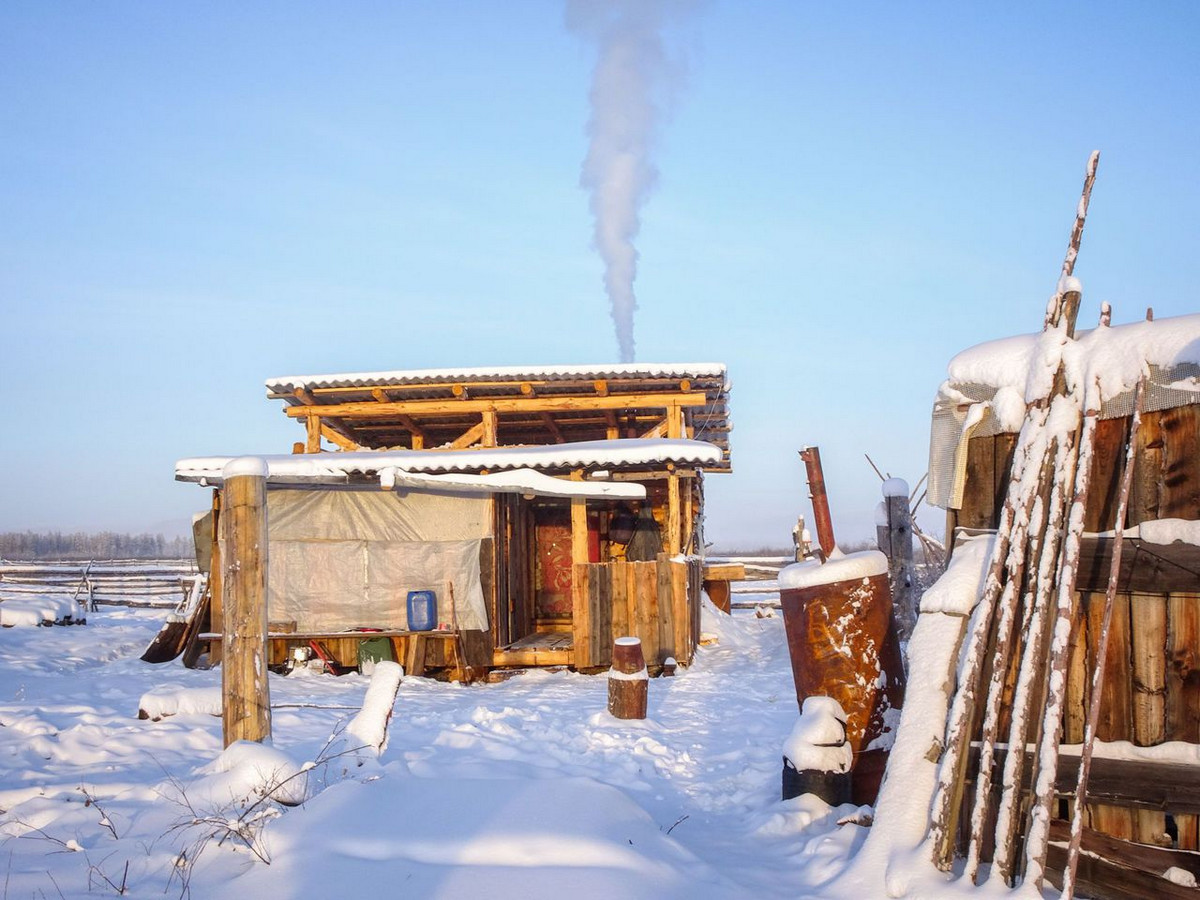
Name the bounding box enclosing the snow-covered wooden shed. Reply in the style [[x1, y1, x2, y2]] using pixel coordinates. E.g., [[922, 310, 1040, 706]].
[[909, 312, 1200, 895], [175, 363, 732, 677]]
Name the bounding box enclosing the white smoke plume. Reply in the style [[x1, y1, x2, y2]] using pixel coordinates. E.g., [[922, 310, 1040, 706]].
[[567, 0, 697, 363]]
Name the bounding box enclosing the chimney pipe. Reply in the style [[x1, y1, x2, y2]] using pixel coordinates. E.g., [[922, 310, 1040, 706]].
[[799, 447, 836, 559]]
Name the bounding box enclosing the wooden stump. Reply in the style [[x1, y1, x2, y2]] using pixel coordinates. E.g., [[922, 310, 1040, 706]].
[[607, 636, 648, 720], [220, 458, 271, 747]]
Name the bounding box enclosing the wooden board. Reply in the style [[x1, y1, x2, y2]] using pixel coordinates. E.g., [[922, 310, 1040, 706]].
[[1130, 591, 1169, 845], [1168, 592, 1200, 849], [1088, 590, 1135, 840]]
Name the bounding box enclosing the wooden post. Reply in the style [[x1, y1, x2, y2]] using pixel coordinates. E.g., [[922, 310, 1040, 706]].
[[570, 471, 589, 564], [607, 636, 648, 719], [220, 458, 271, 747], [305, 413, 321, 453], [667, 473, 681, 556], [885, 485, 915, 622], [208, 488, 224, 666], [481, 410, 498, 447]]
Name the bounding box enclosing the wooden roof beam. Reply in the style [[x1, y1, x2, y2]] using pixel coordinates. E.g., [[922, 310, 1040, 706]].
[[640, 418, 668, 439], [284, 391, 711, 419], [541, 413, 566, 444], [447, 421, 486, 450], [320, 423, 359, 451]]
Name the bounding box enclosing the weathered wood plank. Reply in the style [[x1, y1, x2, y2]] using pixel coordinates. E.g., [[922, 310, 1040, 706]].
[[1168, 592, 1200, 849], [1159, 405, 1200, 521], [594, 564, 613, 668], [611, 560, 630, 641], [1088, 589, 1135, 841], [656, 554, 674, 666], [637, 561, 660, 668], [1130, 591, 1169, 845], [572, 563, 592, 668]]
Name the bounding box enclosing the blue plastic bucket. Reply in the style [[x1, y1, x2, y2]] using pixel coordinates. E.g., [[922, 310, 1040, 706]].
[[406, 590, 437, 632]]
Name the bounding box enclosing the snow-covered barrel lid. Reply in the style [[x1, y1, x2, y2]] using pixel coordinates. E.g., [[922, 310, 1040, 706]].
[[779, 550, 889, 591]]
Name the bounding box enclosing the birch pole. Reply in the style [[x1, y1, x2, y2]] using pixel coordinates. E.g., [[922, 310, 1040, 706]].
[[1050, 380, 1144, 898], [928, 152, 1100, 872]]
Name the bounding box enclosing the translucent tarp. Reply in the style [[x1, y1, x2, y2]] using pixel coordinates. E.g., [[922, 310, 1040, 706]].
[[254, 488, 490, 632]]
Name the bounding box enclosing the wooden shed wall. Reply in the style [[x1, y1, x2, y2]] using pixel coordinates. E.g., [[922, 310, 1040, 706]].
[[954, 404, 1200, 852]]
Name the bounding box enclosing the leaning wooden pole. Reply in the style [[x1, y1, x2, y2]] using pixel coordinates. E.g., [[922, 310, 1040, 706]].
[[221, 457, 272, 747], [929, 152, 1099, 872]]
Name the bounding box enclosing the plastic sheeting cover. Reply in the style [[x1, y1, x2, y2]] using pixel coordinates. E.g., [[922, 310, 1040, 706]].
[[261, 489, 489, 632]]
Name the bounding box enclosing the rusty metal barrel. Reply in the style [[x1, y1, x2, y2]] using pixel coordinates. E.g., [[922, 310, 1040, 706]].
[[779, 550, 905, 805]]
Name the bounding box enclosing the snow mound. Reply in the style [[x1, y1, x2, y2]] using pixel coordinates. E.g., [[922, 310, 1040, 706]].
[[226, 773, 740, 899], [345, 660, 402, 752], [137, 685, 221, 720], [0, 596, 77, 627], [918, 534, 994, 615], [783, 697, 851, 774], [190, 740, 308, 808]]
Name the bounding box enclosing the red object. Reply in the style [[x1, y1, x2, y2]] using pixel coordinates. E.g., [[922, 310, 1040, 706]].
[[799, 447, 836, 558], [780, 573, 905, 805]]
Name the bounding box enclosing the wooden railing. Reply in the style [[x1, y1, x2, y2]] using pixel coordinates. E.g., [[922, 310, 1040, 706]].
[[572, 554, 702, 669], [0, 559, 200, 610]]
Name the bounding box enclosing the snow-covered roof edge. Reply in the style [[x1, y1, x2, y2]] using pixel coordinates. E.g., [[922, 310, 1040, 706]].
[[265, 362, 727, 393], [943, 312, 1200, 404], [175, 438, 724, 485]]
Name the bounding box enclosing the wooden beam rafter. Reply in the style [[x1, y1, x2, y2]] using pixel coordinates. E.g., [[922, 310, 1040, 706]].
[[447, 421, 486, 450], [541, 413, 565, 444], [640, 419, 668, 440], [284, 391, 711, 420]]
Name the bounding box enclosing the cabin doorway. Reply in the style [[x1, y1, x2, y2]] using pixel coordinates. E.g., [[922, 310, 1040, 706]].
[[492, 496, 604, 668]]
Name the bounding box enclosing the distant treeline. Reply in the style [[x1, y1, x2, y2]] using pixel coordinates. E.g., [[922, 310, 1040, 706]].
[[0, 531, 192, 561]]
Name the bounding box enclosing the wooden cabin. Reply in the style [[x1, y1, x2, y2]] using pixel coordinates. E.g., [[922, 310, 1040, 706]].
[[175, 363, 732, 677], [924, 313, 1200, 894]]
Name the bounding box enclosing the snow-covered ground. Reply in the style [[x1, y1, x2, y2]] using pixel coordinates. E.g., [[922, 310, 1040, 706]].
[[0, 599, 884, 899]]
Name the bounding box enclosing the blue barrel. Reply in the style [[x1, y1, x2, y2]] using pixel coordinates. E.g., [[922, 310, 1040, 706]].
[[406, 590, 437, 631]]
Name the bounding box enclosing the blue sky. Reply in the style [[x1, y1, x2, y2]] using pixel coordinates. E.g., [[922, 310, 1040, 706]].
[[2, 1, 1197, 547]]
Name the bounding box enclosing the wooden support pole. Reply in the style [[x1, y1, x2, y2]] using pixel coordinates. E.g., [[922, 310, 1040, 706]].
[[220, 459, 271, 747], [885, 488, 914, 623], [666, 404, 683, 439], [667, 474, 682, 556], [608, 636, 648, 719], [481, 410, 498, 447], [305, 414, 321, 453], [570, 470, 589, 565]]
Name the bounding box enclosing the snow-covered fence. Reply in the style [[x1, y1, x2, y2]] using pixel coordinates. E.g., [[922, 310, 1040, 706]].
[[0, 559, 199, 610]]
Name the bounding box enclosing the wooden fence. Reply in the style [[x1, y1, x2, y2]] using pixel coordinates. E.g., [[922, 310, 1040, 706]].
[[0, 559, 200, 610], [572, 554, 702, 669]]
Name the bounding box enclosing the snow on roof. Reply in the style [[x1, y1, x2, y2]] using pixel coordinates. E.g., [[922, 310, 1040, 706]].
[[945, 312, 1200, 404], [265, 362, 727, 393], [175, 438, 723, 485]]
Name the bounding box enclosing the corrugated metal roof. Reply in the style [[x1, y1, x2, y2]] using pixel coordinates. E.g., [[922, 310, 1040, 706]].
[[265, 362, 727, 394], [175, 438, 724, 484]]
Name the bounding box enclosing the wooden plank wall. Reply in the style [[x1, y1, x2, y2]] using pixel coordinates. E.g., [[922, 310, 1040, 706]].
[[959, 405, 1200, 852], [1061, 590, 1200, 848], [572, 555, 702, 669]]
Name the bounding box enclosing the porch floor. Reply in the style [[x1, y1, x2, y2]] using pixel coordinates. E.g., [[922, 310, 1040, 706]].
[[492, 630, 574, 668]]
